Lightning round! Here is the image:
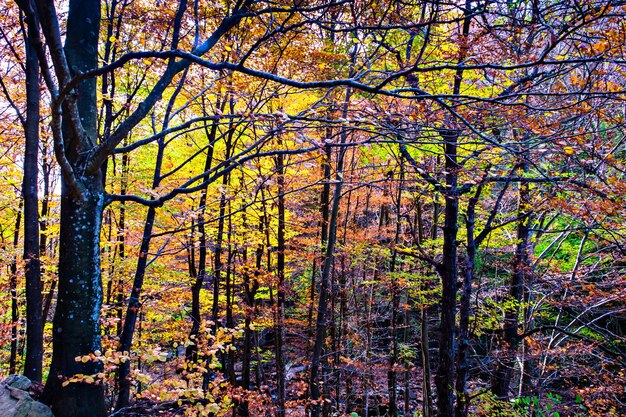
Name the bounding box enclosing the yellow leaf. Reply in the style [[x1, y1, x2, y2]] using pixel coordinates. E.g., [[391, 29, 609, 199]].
[[564, 146, 574, 155]]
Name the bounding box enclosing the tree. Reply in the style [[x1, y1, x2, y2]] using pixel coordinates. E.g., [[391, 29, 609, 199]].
[[0, 0, 44, 382], [20, 2, 44, 382]]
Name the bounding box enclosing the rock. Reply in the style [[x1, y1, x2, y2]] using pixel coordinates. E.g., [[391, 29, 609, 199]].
[[4, 376, 31, 391], [0, 375, 54, 417], [8, 386, 31, 401]]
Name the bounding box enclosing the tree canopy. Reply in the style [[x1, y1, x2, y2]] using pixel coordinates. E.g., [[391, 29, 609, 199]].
[[0, 0, 625, 416]]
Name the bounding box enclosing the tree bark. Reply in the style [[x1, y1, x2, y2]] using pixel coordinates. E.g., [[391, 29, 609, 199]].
[[421, 304, 433, 417], [388, 162, 404, 417], [186, 107, 218, 368], [115, 203, 157, 409], [42, 175, 107, 417], [22, 16, 43, 382], [435, 130, 460, 417], [39, 0, 107, 414], [454, 190, 479, 417], [9, 199, 23, 375], [435, 5, 471, 414], [275, 145, 286, 417]]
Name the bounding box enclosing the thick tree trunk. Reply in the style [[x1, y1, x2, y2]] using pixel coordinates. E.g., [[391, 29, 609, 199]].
[[40, 0, 105, 414], [42, 176, 107, 417]]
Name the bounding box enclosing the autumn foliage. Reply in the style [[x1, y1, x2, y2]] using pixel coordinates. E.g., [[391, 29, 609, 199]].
[[0, 1, 625, 417]]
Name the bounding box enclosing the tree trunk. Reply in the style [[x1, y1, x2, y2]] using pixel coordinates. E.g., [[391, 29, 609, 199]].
[[9, 199, 23, 375], [421, 305, 433, 417], [275, 147, 286, 417], [186, 102, 218, 366], [42, 176, 107, 417], [212, 176, 228, 329], [454, 194, 478, 417], [40, 0, 106, 414], [239, 243, 258, 417], [435, 130, 461, 417], [40, 139, 53, 322], [225, 212, 236, 383], [414, 199, 433, 417], [492, 161, 532, 399], [307, 139, 332, 358], [22, 18, 43, 382], [388, 162, 404, 417], [116, 204, 157, 409], [116, 55, 189, 408], [435, 6, 471, 414], [310, 69, 353, 417]]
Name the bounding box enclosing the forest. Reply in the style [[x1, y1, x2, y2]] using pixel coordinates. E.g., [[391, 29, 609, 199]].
[[0, 0, 625, 416]]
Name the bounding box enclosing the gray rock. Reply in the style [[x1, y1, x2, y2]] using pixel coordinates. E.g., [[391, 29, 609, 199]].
[[0, 376, 54, 417], [4, 375, 31, 391]]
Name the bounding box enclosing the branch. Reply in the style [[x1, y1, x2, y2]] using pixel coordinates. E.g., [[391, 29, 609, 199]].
[[105, 145, 319, 207], [395, 245, 441, 270], [520, 325, 626, 368], [483, 176, 608, 199], [85, 0, 254, 173], [398, 143, 444, 192]]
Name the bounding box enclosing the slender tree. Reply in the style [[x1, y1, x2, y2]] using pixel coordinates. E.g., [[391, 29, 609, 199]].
[[20, 5, 43, 382]]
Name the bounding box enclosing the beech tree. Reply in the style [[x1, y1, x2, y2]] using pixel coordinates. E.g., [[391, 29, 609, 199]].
[[0, 0, 44, 382]]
